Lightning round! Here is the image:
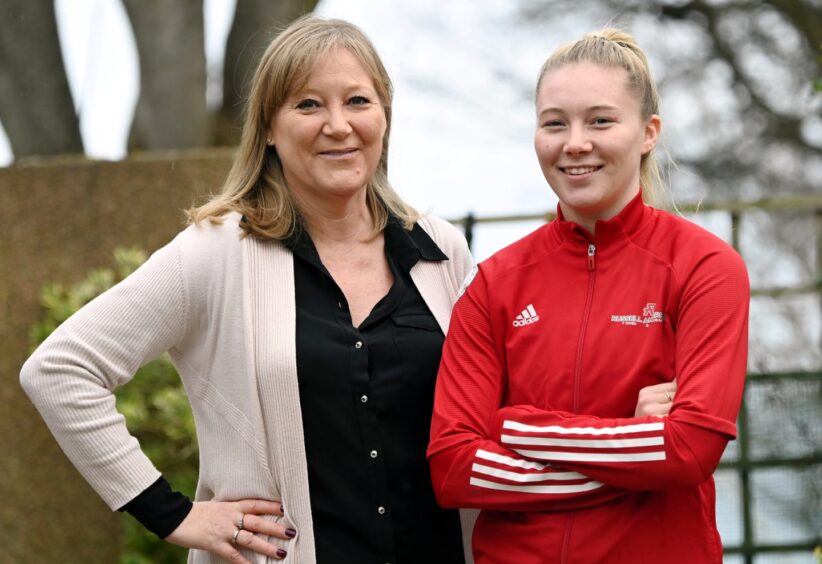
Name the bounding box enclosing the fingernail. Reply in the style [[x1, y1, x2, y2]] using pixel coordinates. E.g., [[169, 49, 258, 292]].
[[285, 528, 297, 538], [277, 548, 288, 558]]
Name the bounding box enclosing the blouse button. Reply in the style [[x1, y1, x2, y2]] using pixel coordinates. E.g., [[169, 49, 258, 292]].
[[354, 341, 363, 349], [370, 450, 378, 459], [360, 395, 368, 403]]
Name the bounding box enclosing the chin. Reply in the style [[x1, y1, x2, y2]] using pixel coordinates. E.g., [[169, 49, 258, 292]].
[[320, 181, 369, 197], [559, 189, 603, 208]]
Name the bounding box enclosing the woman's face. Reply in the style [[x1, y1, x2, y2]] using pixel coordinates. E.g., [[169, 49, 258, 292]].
[[269, 47, 387, 205], [534, 62, 660, 230]]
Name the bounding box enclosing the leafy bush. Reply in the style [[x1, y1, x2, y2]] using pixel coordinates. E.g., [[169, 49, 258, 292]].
[[30, 247, 197, 564]]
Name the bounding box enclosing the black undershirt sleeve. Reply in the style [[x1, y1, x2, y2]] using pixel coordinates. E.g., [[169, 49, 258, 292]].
[[118, 476, 193, 539]]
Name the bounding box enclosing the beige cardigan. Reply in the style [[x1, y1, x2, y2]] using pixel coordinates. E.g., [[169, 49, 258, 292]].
[[21, 212, 476, 563]]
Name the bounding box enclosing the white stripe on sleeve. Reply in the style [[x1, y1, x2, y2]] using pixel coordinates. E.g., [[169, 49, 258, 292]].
[[513, 449, 667, 462], [501, 435, 664, 448], [502, 420, 664, 435], [469, 477, 604, 494], [471, 463, 588, 482], [474, 448, 547, 470]]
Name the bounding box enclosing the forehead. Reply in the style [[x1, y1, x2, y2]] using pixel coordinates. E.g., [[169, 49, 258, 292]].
[[537, 62, 637, 111], [293, 47, 377, 92]]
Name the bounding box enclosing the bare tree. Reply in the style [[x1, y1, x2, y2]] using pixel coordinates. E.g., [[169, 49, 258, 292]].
[[122, 0, 209, 150], [0, 0, 318, 158], [519, 0, 821, 200], [217, 0, 320, 145], [0, 1, 83, 157]]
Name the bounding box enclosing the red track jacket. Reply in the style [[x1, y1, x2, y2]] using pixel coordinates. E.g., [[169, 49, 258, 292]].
[[428, 194, 749, 563]]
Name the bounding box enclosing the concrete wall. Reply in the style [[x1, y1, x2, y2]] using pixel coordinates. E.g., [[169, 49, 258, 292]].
[[0, 149, 233, 562]]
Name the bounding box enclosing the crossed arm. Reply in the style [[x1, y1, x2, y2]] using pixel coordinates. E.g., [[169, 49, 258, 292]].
[[428, 255, 748, 512]]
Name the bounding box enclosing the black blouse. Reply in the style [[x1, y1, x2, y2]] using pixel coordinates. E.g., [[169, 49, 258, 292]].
[[287, 218, 463, 564], [122, 219, 464, 563]]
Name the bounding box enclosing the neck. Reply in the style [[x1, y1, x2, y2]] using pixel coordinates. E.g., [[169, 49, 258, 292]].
[[559, 204, 598, 235], [560, 185, 641, 236], [294, 188, 374, 244]]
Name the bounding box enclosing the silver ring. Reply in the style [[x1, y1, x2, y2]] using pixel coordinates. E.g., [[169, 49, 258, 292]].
[[231, 528, 242, 544], [665, 392, 673, 402], [236, 514, 245, 530]]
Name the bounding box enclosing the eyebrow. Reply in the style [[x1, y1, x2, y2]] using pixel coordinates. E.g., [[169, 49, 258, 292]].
[[538, 104, 620, 116], [288, 84, 376, 101]]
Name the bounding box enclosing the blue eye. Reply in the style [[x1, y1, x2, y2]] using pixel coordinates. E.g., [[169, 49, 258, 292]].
[[542, 120, 564, 128], [295, 99, 319, 110], [349, 96, 371, 106]]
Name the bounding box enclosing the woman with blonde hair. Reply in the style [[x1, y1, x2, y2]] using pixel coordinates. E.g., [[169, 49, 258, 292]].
[[22, 16, 472, 563], [429, 29, 749, 563]]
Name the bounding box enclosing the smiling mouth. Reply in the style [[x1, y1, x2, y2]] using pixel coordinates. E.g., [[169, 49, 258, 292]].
[[560, 165, 602, 176], [319, 148, 358, 157]]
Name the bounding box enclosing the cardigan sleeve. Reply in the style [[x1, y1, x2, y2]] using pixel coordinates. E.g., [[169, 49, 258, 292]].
[[491, 246, 750, 490], [428, 267, 629, 512], [20, 233, 190, 510]]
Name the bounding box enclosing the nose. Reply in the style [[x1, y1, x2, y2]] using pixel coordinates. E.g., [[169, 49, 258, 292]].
[[322, 106, 352, 138], [563, 125, 592, 155]]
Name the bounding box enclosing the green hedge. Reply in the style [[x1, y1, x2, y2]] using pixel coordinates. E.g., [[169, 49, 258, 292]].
[[31, 247, 197, 564]]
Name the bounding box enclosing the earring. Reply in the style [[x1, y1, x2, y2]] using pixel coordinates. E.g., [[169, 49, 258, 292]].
[[266, 138, 273, 146]]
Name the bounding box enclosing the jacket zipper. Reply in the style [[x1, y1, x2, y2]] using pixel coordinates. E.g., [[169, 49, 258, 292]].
[[573, 243, 597, 413], [562, 243, 597, 563]]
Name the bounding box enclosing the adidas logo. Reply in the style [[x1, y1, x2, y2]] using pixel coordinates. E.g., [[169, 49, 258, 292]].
[[513, 304, 540, 327]]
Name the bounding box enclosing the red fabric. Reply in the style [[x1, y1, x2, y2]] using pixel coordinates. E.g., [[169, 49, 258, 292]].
[[428, 194, 749, 564]]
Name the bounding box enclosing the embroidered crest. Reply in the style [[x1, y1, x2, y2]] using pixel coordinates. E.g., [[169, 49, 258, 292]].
[[610, 302, 665, 327]]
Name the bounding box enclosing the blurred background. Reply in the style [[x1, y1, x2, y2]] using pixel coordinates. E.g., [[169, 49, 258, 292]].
[[0, 0, 819, 562]]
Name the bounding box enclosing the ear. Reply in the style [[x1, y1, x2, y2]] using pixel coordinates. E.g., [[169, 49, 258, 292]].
[[266, 123, 276, 146], [642, 114, 661, 155]]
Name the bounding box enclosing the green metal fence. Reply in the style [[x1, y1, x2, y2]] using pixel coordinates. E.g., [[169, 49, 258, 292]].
[[450, 194, 822, 563]]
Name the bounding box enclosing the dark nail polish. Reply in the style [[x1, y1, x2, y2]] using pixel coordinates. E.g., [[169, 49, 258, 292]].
[[285, 528, 297, 538], [277, 548, 288, 558]]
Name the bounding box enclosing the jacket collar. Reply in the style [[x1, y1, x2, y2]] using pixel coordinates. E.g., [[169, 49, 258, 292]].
[[555, 190, 651, 246]]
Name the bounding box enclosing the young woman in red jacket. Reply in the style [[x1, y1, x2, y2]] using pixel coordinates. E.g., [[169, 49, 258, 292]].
[[428, 29, 749, 564]]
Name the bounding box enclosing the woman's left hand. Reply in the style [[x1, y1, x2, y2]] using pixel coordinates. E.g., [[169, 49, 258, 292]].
[[634, 380, 677, 417]]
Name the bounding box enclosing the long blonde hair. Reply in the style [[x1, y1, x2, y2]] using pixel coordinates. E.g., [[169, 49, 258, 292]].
[[536, 29, 664, 204], [188, 16, 419, 239]]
